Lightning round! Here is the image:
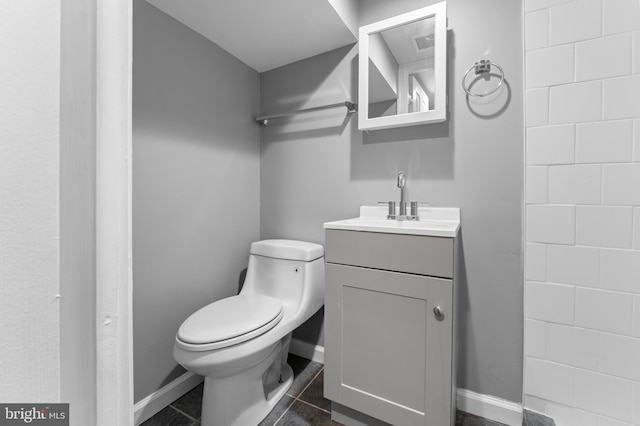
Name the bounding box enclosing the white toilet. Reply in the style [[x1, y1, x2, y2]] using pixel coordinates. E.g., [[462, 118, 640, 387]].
[[173, 239, 325, 426]]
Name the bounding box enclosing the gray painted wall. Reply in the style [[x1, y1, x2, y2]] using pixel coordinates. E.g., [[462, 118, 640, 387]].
[[260, 0, 524, 403], [133, 0, 260, 403]]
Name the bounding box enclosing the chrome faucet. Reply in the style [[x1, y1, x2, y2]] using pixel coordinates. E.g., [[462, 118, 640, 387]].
[[397, 171, 407, 218], [386, 171, 420, 221]]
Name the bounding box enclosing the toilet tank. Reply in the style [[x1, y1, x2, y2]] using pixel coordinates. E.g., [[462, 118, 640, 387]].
[[241, 240, 324, 310]]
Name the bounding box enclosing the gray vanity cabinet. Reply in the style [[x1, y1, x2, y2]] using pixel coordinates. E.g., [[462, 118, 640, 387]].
[[324, 229, 457, 426]]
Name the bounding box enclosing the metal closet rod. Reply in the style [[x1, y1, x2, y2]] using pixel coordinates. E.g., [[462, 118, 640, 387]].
[[256, 100, 357, 126]]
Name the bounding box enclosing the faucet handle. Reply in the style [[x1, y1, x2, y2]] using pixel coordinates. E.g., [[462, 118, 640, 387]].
[[410, 201, 419, 217], [387, 201, 396, 219], [407, 201, 428, 221]]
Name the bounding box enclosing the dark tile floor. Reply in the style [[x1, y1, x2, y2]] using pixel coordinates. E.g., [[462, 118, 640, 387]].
[[141, 354, 510, 426], [522, 410, 556, 426]]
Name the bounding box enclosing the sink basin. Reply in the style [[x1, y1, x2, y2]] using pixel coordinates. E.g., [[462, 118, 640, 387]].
[[324, 205, 460, 237]]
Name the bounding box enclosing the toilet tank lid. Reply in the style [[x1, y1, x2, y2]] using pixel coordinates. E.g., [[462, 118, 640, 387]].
[[250, 239, 324, 261]]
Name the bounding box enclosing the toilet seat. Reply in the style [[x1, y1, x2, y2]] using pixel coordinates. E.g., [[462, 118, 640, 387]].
[[177, 294, 283, 350]]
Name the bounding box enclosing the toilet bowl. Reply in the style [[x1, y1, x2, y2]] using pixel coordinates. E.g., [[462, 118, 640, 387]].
[[173, 239, 324, 426]]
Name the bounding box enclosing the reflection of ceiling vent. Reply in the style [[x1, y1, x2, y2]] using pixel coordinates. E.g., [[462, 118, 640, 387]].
[[413, 34, 434, 51]]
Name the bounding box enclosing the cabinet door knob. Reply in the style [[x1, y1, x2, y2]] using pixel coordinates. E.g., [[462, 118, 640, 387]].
[[433, 306, 444, 319]]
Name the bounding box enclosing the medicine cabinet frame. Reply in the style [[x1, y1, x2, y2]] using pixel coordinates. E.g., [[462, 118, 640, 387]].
[[358, 2, 448, 131]]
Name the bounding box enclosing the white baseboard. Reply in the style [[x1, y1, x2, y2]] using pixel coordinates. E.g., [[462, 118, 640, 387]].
[[457, 388, 523, 426], [133, 371, 203, 425], [288, 338, 325, 364]]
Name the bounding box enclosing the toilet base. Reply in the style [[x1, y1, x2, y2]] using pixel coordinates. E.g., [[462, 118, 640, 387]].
[[200, 343, 294, 426]]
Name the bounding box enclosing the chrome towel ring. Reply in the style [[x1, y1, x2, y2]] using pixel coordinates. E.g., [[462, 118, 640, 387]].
[[462, 59, 505, 97]]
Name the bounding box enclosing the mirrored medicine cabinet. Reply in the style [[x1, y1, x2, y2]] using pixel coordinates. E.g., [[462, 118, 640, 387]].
[[358, 2, 447, 131]]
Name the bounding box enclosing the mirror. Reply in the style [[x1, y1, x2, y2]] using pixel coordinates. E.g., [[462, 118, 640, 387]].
[[358, 2, 447, 131]]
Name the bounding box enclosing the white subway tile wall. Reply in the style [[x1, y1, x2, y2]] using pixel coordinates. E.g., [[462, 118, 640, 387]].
[[633, 382, 640, 424], [527, 125, 575, 164], [526, 242, 548, 281], [597, 416, 634, 426], [548, 164, 601, 204], [599, 333, 640, 381], [525, 9, 549, 51], [548, 0, 602, 46], [526, 166, 550, 204], [526, 88, 550, 127], [526, 45, 575, 89], [574, 287, 633, 335], [634, 296, 640, 338], [634, 32, 640, 74], [602, 164, 640, 205], [634, 208, 640, 248], [525, 0, 574, 13], [546, 323, 599, 370], [599, 249, 640, 293], [603, 75, 640, 120], [602, 0, 640, 36], [575, 206, 633, 248], [573, 409, 598, 426], [576, 120, 633, 164], [549, 80, 602, 124], [634, 119, 640, 161], [524, 0, 640, 423], [524, 395, 549, 414], [574, 369, 633, 422], [525, 358, 575, 405], [526, 281, 575, 325], [527, 205, 576, 244], [575, 34, 632, 81], [526, 319, 548, 358], [547, 244, 600, 287]]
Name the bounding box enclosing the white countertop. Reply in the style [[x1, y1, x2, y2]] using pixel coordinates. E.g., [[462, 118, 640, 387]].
[[324, 205, 460, 237]]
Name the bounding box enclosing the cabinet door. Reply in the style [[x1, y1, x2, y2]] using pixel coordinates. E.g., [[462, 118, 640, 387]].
[[324, 263, 453, 426]]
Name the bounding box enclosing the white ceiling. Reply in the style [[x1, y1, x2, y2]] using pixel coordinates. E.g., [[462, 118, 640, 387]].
[[381, 15, 435, 65], [146, 0, 358, 73]]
